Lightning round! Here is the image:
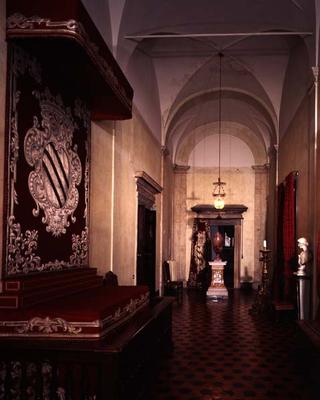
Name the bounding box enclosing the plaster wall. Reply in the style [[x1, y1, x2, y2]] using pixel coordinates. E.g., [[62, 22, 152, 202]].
[[107, 0, 126, 51], [182, 167, 256, 282], [278, 90, 315, 314], [112, 111, 162, 286], [81, 0, 112, 49], [89, 121, 114, 276], [154, 55, 209, 120], [278, 93, 314, 240], [172, 168, 189, 282], [0, 0, 6, 281], [125, 50, 162, 142], [252, 166, 269, 284], [279, 40, 313, 139]]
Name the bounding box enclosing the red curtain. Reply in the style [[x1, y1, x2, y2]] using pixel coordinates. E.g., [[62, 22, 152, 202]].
[[282, 172, 297, 300]]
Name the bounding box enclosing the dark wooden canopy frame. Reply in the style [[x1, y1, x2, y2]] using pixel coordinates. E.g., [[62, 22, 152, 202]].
[[191, 204, 248, 288]]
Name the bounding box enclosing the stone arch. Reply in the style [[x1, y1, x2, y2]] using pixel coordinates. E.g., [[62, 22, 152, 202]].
[[175, 121, 267, 166]]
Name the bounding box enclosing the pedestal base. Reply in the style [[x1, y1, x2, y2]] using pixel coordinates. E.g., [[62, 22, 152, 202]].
[[207, 286, 228, 298], [207, 261, 228, 299], [295, 274, 311, 320]]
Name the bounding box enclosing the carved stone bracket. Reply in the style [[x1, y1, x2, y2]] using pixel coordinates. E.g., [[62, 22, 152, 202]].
[[161, 145, 170, 157], [252, 164, 270, 174], [173, 164, 190, 174]]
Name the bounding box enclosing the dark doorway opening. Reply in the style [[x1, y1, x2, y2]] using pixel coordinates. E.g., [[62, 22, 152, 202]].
[[210, 224, 235, 288], [137, 205, 156, 296]]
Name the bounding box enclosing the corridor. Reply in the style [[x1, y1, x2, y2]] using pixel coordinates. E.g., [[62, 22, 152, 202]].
[[152, 290, 317, 400]]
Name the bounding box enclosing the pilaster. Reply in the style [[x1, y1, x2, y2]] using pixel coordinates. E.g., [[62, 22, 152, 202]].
[[173, 164, 190, 280], [252, 164, 269, 286]]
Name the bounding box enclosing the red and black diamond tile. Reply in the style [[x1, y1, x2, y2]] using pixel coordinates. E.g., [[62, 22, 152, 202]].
[[151, 290, 318, 400]]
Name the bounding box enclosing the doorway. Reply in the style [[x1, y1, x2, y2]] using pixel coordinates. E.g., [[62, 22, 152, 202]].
[[191, 204, 247, 289], [135, 171, 162, 297], [210, 224, 235, 288], [137, 205, 156, 296]]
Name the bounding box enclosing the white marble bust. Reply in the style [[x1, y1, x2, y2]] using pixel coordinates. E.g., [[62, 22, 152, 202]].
[[297, 237, 311, 276]]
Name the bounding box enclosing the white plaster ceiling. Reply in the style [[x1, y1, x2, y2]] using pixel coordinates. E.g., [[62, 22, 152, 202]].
[[85, 1, 318, 161]]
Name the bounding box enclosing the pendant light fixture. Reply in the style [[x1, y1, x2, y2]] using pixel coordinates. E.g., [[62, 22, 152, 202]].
[[213, 53, 226, 210]]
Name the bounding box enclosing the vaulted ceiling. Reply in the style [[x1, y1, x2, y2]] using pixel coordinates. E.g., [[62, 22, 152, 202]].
[[83, 0, 318, 164]]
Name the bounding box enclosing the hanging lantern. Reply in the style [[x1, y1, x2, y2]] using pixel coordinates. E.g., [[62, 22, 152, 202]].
[[213, 177, 226, 210], [213, 53, 226, 210]]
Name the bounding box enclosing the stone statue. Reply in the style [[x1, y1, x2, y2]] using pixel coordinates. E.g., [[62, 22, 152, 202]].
[[297, 237, 312, 276]]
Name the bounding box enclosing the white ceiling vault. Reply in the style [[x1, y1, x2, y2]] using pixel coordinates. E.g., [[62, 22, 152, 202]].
[[83, 0, 319, 165]]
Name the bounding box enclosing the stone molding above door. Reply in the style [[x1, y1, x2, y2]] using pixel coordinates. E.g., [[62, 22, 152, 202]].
[[135, 171, 162, 209]]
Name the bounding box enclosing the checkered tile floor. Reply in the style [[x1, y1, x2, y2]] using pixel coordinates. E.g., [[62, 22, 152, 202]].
[[151, 290, 318, 400]]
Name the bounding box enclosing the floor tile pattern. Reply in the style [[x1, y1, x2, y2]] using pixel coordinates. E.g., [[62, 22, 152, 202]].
[[151, 290, 317, 400]]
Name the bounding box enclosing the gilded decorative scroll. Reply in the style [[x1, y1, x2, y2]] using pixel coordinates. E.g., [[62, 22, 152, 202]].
[[7, 216, 41, 275], [24, 89, 82, 237], [16, 317, 82, 335], [70, 228, 89, 265]]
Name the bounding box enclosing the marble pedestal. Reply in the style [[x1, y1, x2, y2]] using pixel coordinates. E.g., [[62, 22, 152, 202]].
[[295, 274, 311, 320], [207, 261, 228, 299]]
